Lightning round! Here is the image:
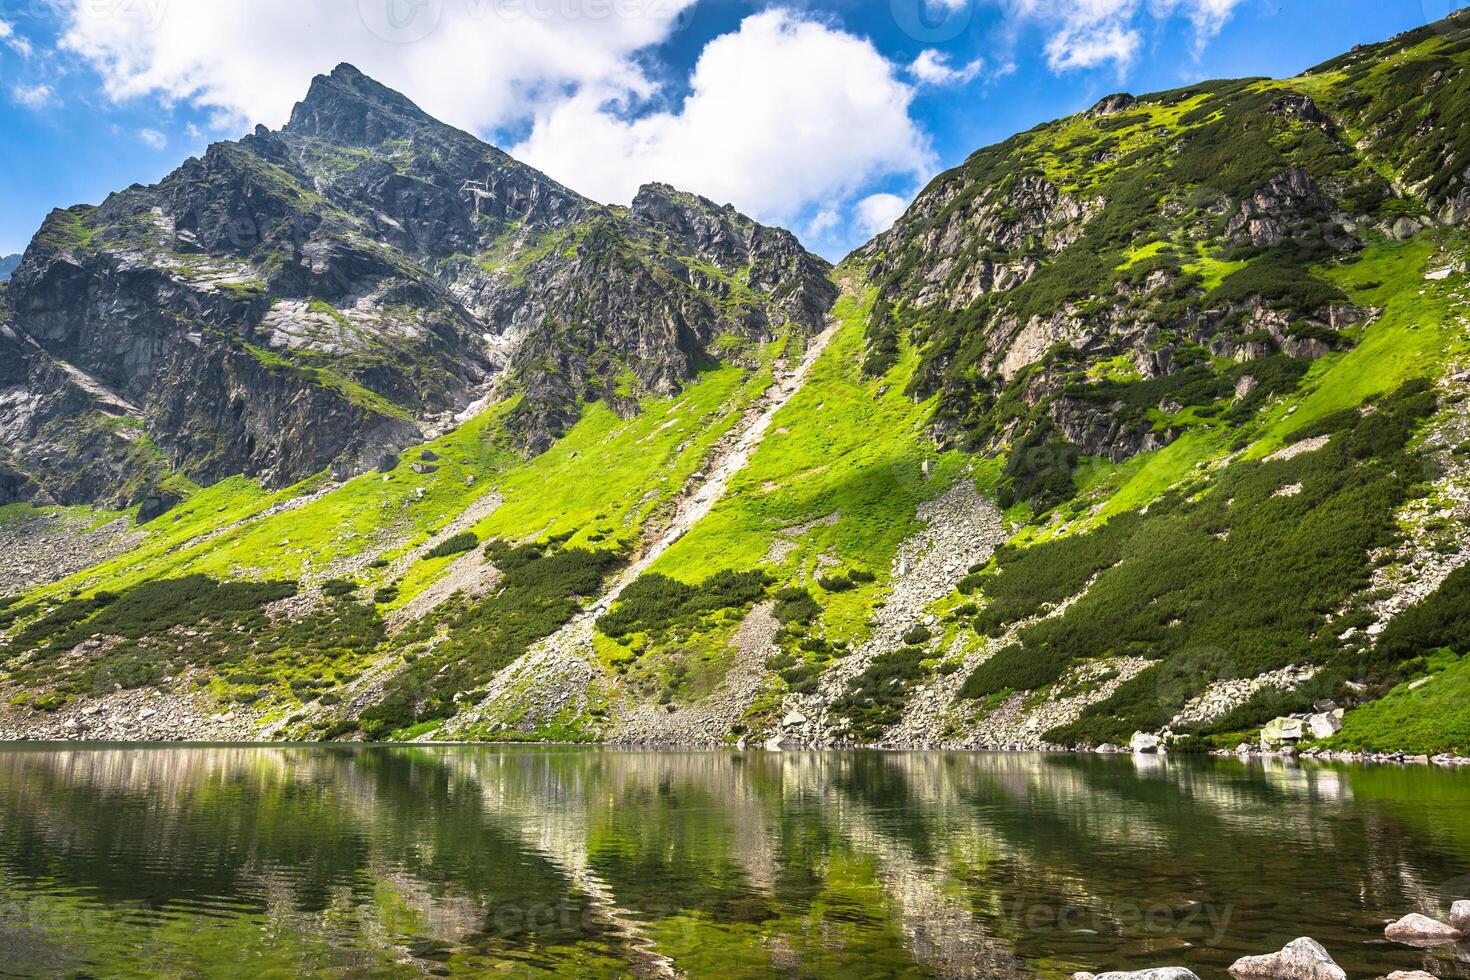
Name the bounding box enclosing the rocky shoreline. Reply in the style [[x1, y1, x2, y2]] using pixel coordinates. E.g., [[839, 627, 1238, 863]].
[[1072, 902, 1470, 980], [3, 719, 1468, 768]]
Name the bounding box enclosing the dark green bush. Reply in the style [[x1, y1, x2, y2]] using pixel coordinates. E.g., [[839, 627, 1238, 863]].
[[772, 587, 821, 626], [424, 532, 478, 561], [596, 569, 769, 638]]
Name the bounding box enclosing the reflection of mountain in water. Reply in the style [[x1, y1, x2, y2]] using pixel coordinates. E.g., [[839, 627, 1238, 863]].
[[0, 747, 1467, 978]]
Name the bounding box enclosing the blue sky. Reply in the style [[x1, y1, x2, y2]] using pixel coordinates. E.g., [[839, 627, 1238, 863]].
[[0, 0, 1454, 260]]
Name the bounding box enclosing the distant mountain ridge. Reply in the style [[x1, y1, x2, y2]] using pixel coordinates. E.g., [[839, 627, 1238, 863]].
[[0, 254, 18, 281]]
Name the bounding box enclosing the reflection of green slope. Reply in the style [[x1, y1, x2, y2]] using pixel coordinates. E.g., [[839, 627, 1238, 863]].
[[4, 748, 1470, 977]]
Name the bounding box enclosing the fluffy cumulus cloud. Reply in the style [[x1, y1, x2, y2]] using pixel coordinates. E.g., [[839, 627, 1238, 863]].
[[55, 0, 696, 132], [137, 127, 167, 149], [853, 193, 908, 237], [1002, 0, 1245, 74], [908, 49, 984, 86], [513, 10, 933, 226]]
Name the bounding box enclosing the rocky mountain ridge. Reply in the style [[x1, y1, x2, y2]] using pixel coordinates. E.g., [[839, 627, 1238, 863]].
[[0, 64, 833, 512]]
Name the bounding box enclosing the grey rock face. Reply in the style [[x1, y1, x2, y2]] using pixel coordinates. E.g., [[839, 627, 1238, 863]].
[[1226, 167, 1329, 247], [1085, 93, 1138, 117]]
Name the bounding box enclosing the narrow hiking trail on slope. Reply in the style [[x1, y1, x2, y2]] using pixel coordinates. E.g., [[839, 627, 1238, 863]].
[[436, 318, 843, 738]]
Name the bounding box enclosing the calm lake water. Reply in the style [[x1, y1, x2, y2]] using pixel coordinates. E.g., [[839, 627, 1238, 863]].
[[0, 747, 1467, 978]]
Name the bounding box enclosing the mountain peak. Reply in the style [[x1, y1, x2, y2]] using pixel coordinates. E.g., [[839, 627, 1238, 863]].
[[285, 63, 446, 146]]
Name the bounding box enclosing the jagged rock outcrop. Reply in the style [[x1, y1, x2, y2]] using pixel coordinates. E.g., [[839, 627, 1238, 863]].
[[1225, 167, 1330, 247]]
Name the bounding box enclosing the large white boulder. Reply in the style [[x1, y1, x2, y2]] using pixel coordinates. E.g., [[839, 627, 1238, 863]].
[[1228, 937, 1346, 979], [1384, 912, 1462, 945], [1260, 717, 1304, 747], [1130, 732, 1160, 754], [1307, 710, 1344, 740]]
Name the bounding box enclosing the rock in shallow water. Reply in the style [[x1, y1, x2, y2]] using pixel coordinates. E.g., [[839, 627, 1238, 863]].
[[1227, 937, 1346, 980], [1384, 912, 1462, 945], [1451, 899, 1470, 933]]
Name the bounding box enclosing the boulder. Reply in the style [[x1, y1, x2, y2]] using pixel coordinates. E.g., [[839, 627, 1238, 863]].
[[1452, 900, 1470, 932], [1130, 732, 1160, 754], [1384, 912, 1462, 945], [1307, 710, 1344, 740], [781, 711, 807, 729], [1228, 937, 1346, 980], [419, 449, 440, 462], [1383, 972, 1438, 979], [1086, 92, 1137, 117], [1260, 717, 1304, 747], [1096, 743, 1119, 754]]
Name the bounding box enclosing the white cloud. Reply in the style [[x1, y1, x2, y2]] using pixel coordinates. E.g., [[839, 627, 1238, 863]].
[[854, 192, 908, 237], [513, 10, 933, 226], [805, 208, 841, 239], [138, 127, 167, 149], [1046, 23, 1140, 71], [55, 0, 696, 133], [1, 19, 31, 57], [1153, 0, 1246, 51], [1002, 0, 1244, 74], [11, 83, 56, 109], [909, 49, 984, 86]]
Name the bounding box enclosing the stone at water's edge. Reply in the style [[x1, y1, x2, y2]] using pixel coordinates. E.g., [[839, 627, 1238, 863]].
[[1384, 912, 1462, 944], [1384, 971, 1439, 979], [1260, 716, 1305, 747], [1129, 732, 1160, 754], [1227, 937, 1347, 980], [1451, 900, 1470, 933]]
